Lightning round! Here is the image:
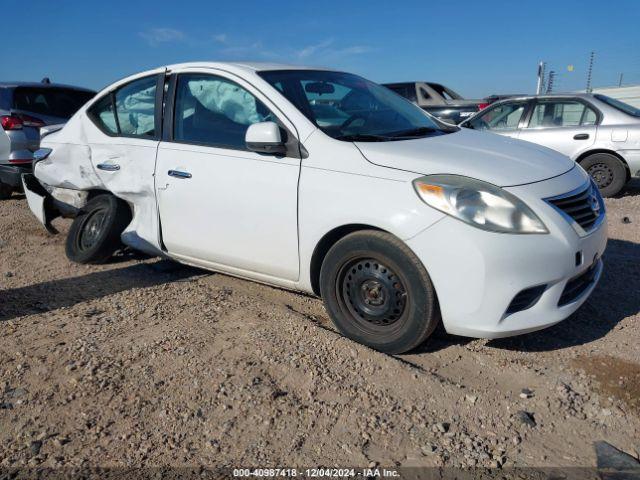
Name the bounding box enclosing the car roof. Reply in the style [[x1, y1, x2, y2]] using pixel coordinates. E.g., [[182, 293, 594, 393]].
[[492, 92, 598, 102], [165, 61, 333, 73], [0, 81, 96, 93]]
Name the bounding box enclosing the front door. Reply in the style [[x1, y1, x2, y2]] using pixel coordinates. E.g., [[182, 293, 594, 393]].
[[517, 99, 597, 158], [155, 71, 301, 281]]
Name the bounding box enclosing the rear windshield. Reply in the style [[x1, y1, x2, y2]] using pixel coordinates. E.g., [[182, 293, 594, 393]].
[[426, 83, 463, 100], [594, 94, 640, 118], [12, 87, 96, 119]]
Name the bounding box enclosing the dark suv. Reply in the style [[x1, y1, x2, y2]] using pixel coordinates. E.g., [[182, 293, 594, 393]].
[[0, 81, 95, 198]]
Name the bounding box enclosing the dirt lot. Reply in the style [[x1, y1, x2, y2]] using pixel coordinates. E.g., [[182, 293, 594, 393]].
[[1, 182, 639, 472]]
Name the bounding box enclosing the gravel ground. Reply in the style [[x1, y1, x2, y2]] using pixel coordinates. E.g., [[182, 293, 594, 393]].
[[0, 181, 639, 471]]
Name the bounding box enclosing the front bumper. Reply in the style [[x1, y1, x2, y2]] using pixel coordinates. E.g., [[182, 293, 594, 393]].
[[407, 172, 607, 338]]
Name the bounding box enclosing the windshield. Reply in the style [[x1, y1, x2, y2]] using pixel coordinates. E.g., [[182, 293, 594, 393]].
[[594, 94, 640, 118], [258, 70, 453, 141]]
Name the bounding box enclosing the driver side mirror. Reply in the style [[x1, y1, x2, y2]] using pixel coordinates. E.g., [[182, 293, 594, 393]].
[[245, 121, 287, 155]]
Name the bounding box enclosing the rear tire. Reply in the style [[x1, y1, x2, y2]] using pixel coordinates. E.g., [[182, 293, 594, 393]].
[[319, 230, 439, 354], [580, 153, 627, 197], [65, 194, 131, 264], [0, 181, 12, 200]]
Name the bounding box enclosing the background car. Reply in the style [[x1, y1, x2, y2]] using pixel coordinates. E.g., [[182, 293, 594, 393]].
[[0, 80, 95, 198], [460, 93, 640, 197], [383, 81, 486, 124]]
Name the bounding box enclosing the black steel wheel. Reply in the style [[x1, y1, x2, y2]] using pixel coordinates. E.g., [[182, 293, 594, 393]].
[[338, 258, 408, 331], [320, 230, 439, 354], [581, 152, 627, 197], [65, 194, 131, 264]]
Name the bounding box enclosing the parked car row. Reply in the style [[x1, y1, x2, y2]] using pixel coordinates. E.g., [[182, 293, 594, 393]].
[[22, 62, 608, 354], [459, 93, 640, 197], [0, 80, 95, 198]]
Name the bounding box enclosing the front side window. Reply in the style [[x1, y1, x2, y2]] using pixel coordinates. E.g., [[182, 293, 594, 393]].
[[88, 75, 157, 137], [528, 100, 597, 128], [259, 70, 450, 141], [467, 102, 525, 131], [173, 74, 276, 150]]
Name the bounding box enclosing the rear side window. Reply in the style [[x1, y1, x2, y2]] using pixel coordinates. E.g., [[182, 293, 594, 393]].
[[528, 101, 597, 128], [12, 87, 95, 119], [88, 76, 157, 138]]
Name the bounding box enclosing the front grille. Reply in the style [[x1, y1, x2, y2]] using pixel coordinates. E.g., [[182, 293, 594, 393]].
[[546, 183, 602, 233], [505, 285, 547, 315], [558, 261, 599, 306]]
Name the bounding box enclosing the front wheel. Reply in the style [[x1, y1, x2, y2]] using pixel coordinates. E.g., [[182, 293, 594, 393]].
[[319, 230, 439, 354], [65, 194, 131, 264], [581, 153, 627, 197]]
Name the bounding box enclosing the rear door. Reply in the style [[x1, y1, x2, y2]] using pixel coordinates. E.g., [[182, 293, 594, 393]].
[[83, 72, 165, 250], [517, 98, 598, 158]]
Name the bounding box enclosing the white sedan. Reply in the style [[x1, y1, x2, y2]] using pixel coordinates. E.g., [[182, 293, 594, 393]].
[[24, 62, 607, 354]]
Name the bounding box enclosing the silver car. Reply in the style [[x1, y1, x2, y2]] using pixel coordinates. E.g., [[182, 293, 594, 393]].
[[460, 93, 640, 196], [0, 81, 95, 199]]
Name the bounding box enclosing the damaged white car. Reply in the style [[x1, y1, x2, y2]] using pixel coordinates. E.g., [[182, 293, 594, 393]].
[[24, 63, 607, 354]]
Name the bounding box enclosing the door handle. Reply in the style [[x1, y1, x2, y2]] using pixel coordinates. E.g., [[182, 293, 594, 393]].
[[97, 163, 120, 171], [168, 169, 192, 179], [573, 133, 589, 140]]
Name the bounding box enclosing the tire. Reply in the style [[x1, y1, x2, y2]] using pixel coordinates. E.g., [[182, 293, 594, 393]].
[[580, 153, 627, 197], [65, 194, 131, 264], [0, 181, 12, 200], [319, 230, 439, 354]]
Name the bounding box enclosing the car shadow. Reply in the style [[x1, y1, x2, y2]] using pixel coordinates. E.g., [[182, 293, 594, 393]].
[[618, 177, 640, 198], [414, 238, 640, 354], [0, 260, 206, 322]]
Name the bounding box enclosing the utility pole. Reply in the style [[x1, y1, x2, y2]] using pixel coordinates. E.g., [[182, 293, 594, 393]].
[[586, 51, 595, 93], [618, 73, 624, 87], [536, 61, 546, 95], [546, 70, 556, 93]]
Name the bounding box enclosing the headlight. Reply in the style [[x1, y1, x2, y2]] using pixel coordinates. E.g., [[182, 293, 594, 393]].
[[413, 175, 548, 234]]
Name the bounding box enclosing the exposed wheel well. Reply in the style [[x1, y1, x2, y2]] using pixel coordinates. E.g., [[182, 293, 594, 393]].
[[309, 224, 384, 296], [576, 149, 630, 181]]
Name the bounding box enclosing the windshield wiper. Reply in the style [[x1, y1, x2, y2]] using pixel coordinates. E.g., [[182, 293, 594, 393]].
[[385, 126, 443, 138], [335, 133, 393, 142]]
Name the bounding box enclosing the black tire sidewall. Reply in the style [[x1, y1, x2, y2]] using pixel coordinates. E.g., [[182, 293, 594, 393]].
[[581, 153, 627, 197], [320, 231, 438, 354], [65, 195, 130, 264]]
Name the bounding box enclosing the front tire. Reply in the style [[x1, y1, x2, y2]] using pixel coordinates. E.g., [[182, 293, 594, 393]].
[[319, 230, 439, 354], [65, 194, 131, 264], [581, 153, 627, 197]]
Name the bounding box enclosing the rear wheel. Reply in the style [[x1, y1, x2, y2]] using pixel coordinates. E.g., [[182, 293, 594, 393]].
[[319, 230, 439, 354], [581, 153, 627, 197], [65, 194, 131, 264]]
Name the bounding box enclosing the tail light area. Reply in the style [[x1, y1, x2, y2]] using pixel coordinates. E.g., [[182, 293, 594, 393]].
[[477, 102, 490, 110], [1, 113, 46, 130]]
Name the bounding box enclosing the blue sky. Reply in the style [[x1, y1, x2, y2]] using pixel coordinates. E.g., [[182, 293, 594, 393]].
[[2, 0, 639, 97]]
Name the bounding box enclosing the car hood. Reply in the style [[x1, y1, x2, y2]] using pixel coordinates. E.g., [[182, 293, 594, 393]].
[[355, 128, 575, 186]]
